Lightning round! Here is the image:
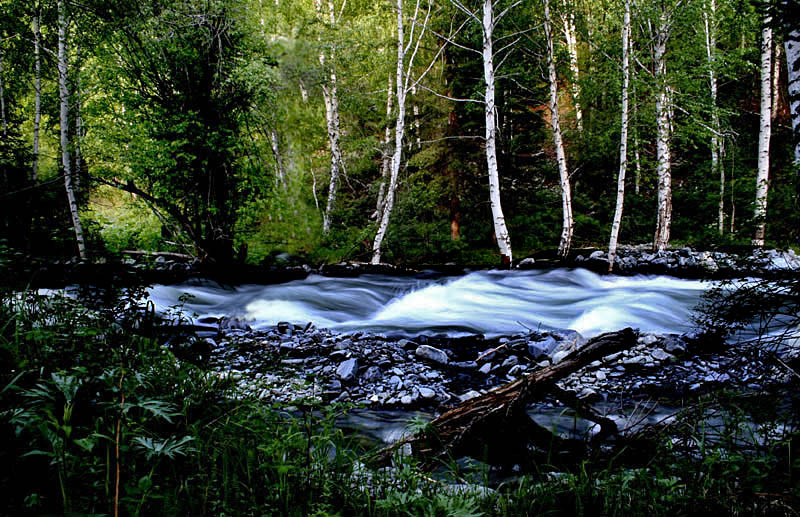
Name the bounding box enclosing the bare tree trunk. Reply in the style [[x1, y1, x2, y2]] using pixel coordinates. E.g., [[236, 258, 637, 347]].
[[317, 0, 344, 234], [483, 0, 513, 263], [703, 0, 724, 235], [753, 15, 773, 247], [270, 128, 286, 187], [772, 40, 780, 119], [58, 0, 87, 260], [562, 10, 582, 131], [544, 0, 573, 258], [372, 0, 409, 265], [652, 8, 672, 252], [411, 84, 421, 149], [33, 4, 42, 181], [632, 78, 641, 195], [608, 0, 631, 273], [0, 46, 7, 139], [375, 73, 394, 219], [784, 20, 800, 167]]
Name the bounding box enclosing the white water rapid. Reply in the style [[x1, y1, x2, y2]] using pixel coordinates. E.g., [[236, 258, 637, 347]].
[[148, 268, 710, 338]]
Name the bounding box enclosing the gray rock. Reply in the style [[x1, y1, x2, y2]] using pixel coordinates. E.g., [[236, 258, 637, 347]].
[[502, 355, 519, 368], [528, 336, 558, 358], [415, 345, 449, 365], [459, 390, 482, 402], [362, 366, 383, 382], [336, 358, 359, 382], [389, 375, 403, 386], [638, 334, 658, 345], [650, 348, 673, 362], [398, 339, 418, 350], [551, 350, 570, 364], [589, 250, 605, 259], [518, 257, 536, 267], [418, 387, 436, 399], [595, 370, 607, 381], [478, 363, 493, 375], [662, 337, 686, 354]]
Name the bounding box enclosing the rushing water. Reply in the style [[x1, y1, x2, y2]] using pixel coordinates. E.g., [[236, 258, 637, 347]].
[[148, 268, 710, 338]]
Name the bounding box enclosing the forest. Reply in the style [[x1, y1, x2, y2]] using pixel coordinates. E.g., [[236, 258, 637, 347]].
[[2, 0, 800, 515], [0, 0, 798, 266]]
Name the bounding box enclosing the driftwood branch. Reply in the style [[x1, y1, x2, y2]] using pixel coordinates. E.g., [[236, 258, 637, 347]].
[[370, 328, 638, 468]]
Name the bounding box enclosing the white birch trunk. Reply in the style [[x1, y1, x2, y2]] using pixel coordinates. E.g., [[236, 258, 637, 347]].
[[652, 8, 672, 252], [33, 6, 42, 181], [375, 73, 394, 219], [58, 0, 87, 260], [544, 0, 573, 258], [703, 0, 724, 234], [562, 10, 583, 131], [753, 16, 772, 247], [608, 0, 631, 273], [483, 0, 513, 263], [317, 0, 344, 234], [785, 26, 800, 166], [74, 44, 82, 195], [372, 0, 408, 264], [270, 129, 286, 187]]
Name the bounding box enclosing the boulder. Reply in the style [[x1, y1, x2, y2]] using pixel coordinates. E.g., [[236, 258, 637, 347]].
[[336, 358, 359, 382], [415, 345, 449, 365]]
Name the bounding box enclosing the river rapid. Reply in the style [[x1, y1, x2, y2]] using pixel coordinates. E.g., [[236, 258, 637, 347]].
[[148, 268, 710, 339]]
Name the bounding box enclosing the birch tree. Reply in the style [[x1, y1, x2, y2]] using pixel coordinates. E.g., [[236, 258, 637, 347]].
[[374, 72, 394, 219], [544, 0, 573, 258], [371, 0, 431, 264], [608, 0, 631, 272], [315, 0, 344, 234], [702, 0, 724, 234], [651, 3, 674, 252], [752, 12, 772, 247], [57, 0, 87, 259], [32, 2, 42, 181], [561, 5, 582, 131], [781, 1, 800, 168]]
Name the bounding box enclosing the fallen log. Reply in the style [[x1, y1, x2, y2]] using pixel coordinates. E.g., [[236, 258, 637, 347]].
[[370, 327, 638, 469]]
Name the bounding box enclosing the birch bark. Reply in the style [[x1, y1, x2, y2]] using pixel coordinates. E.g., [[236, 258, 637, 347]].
[[652, 7, 672, 252], [483, 0, 513, 263], [316, 0, 344, 234], [783, 16, 800, 166], [372, 0, 408, 264], [608, 0, 631, 273], [33, 4, 42, 181], [58, 0, 87, 260], [270, 129, 286, 187], [753, 15, 772, 247], [562, 10, 582, 131], [544, 0, 573, 258], [375, 73, 394, 219], [703, 0, 724, 234]]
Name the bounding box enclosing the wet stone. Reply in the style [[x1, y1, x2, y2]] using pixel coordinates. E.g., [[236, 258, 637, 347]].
[[415, 345, 449, 365], [336, 358, 359, 382]]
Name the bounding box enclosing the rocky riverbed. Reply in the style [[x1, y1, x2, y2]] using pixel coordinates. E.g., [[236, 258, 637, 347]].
[[178, 316, 799, 415]]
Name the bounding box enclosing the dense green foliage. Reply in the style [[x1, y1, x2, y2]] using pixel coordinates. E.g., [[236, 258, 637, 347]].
[[0, 0, 797, 264]]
